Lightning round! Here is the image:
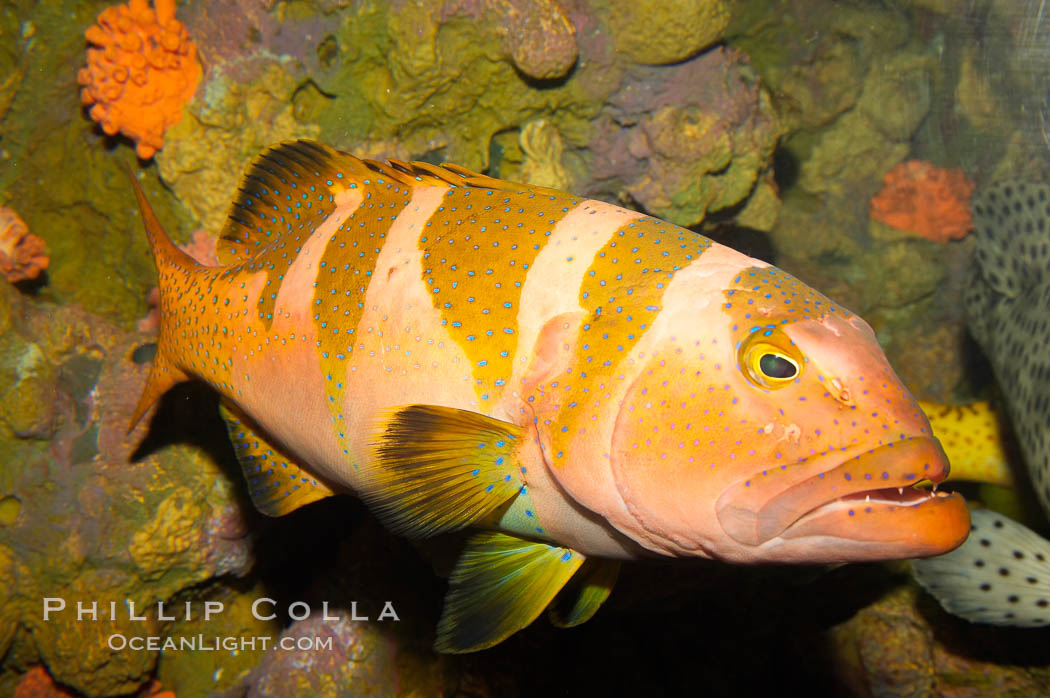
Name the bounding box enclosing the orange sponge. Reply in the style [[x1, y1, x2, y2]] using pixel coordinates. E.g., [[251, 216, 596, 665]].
[[77, 0, 201, 159], [870, 161, 974, 243]]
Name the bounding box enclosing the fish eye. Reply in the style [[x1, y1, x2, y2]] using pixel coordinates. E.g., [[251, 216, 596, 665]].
[[759, 352, 798, 379], [738, 334, 804, 389]]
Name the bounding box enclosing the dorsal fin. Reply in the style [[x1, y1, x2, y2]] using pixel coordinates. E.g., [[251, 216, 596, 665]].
[[215, 140, 373, 266], [215, 140, 564, 267]]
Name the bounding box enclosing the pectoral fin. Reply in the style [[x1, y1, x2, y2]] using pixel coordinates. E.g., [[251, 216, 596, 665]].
[[363, 405, 524, 539], [219, 402, 336, 516], [549, 558, 620, 628], [436, 531, 585, 653]]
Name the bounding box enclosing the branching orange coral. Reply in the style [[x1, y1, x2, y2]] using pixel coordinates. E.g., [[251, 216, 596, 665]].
[[77, 0, 201, 160], [870, 160, 975, 243], [0, 206, 49, 283]]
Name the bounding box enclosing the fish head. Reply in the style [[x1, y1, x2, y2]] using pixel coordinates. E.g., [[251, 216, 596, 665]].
[[607, 262, 970, 564]]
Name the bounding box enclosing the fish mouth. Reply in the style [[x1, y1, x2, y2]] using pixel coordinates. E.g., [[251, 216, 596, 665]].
[[716, 436, 969, 556]]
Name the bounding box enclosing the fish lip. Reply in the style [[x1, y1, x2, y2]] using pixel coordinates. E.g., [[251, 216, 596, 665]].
[[774, 489, 970, 561], [782, 488, 959, 529], [715, 435, 950, 547]]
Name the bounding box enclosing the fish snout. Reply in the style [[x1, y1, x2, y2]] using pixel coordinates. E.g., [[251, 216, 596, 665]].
[[714, 436, 971, 561]]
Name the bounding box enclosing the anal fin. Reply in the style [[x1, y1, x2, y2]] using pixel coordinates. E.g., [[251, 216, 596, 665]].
[[436, 531, 585, 653], [219, 402, 336, 516], [363, 405, 524, 539]]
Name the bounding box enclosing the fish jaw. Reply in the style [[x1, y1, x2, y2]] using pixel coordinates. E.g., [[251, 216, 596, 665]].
[[714, 435, 971, 562]]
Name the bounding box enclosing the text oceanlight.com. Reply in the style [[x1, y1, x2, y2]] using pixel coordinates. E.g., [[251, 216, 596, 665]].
[[107, 634, 334, 652]]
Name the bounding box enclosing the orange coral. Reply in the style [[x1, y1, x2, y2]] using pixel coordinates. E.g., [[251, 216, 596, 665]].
[[77, 0, 201, 160], [869, 160, 975, 243], [13, 666, 77, 698], [0, 206, 49, 283]]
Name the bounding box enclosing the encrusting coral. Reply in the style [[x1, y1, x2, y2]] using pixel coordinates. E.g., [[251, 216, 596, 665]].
[[0, 206, 48, 283], [77, 0, 201, 159], [869, 160, 974, 243]]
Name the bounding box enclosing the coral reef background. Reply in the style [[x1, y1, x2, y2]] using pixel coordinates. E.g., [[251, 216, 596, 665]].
[[2, 0, 1050, 695]]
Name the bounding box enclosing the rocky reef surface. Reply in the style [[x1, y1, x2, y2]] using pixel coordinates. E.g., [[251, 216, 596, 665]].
[[1, 0, 1050, 695]]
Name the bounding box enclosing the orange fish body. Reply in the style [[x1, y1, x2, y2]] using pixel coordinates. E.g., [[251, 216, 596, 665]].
[[131, 141, 970, 651]]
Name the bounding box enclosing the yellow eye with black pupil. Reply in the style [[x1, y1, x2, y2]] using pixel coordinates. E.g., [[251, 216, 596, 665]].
[[738, 334, 804, 389], [759, 353, 797, 379]]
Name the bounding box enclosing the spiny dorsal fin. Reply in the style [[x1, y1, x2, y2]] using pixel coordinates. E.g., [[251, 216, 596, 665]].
[[218, 401, 338, 516], [362, 404, 524, 539], [549, 558, 620, 628], [216, 140, 373, 266], [435, 531, 585, 653], [216, 140, 564, 267]]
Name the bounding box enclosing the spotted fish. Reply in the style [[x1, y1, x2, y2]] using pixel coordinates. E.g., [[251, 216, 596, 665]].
[[131, 140, 970, 652], [920, 400, 1013, 487], [913, 180, 1050, 626]]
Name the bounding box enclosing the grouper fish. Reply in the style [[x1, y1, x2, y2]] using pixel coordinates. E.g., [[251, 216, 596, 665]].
[[913, 180, 1050, 626], [130, 140, 970, 651]]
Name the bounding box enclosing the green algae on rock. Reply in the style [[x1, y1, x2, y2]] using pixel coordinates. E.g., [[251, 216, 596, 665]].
[[588, 47, 782, 228], [154, 582, 281, 696], [156, 60, 321, 233], [301, 0, 603, 171], [0, 1, 199, 328], [594, 0, 730, 66], [154, 0, 777, 240], [0, 299, 254, 697]]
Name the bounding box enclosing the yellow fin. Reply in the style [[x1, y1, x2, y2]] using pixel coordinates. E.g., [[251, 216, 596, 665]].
[[549, 558, 620, 628], [363, 405, 524, 539], [435, 531, 585, 653], [218, 402, 337, 516], [920, 400, 1015, 487]]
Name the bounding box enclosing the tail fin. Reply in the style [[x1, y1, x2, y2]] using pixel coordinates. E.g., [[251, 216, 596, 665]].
[[127, 169, 196, 431]]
